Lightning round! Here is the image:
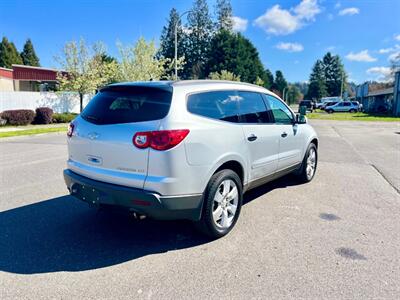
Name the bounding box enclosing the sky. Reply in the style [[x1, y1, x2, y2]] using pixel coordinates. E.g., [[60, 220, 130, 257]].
[[1, 0, 400, 83]]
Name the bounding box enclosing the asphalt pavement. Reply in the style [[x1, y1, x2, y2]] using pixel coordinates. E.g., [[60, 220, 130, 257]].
[[0, 120, 399, 299]]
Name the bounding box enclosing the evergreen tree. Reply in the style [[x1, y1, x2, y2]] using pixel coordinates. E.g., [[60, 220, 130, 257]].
[[272, 70, 288, 95], [184, 0, 214, 79], [262, 68, 274, 89], [215, 0, 233, 31], [20, 38, 40, 66], [206, 29, 264, 84], [0, 37, 22, 68], [323, 52, 345, 97], [306, 59, 327, 100], [159, 8, 185, 61]]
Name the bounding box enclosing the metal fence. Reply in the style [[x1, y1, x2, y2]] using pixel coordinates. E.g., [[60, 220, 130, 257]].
[[0, 91, 92, 113]]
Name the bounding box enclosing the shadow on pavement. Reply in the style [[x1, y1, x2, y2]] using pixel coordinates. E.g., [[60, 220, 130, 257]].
[[0, 175, 302, 275]]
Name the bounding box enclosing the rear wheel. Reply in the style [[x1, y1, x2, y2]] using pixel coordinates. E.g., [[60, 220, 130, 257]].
[[327, 109, 334, 114], [296, 143, 318, 183], [349, 109, 356, 113], [195, 169, 242, 239]]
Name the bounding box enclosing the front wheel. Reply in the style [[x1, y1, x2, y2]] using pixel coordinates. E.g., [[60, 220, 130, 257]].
[[194, 169, 243, 239], [349, 109, 356, 113], [296, 143, 318, 183], [327, 109, 334, 114]]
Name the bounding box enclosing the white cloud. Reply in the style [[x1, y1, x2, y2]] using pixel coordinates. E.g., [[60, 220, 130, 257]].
[[378, 45, 400, 54], [326, 46, 336, 51], [334, 2, 341, 9], [339, 7, 360, 16], [327, 13, 334, 21], [395, 34, 400, 41], [366, 67, 392, 82], [379, 47, 395, 54], [293, 0, 321, 21], [254, 0, 321, 36], [254, 5, 299, 35], [345, 50, 376, 62], [276, 42, 304, 52], [232, 16, 248, 32], [388, 51, 400, 63]]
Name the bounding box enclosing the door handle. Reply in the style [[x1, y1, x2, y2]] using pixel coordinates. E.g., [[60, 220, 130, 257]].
[[247, 134, 257, 142], [281, 132, 288, 138]]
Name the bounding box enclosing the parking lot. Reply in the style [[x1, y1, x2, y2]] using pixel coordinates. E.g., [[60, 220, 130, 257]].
[[0, 120, 399, 299]]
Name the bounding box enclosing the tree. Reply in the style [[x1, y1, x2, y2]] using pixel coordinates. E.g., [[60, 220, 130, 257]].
[[20, 38, 40, 66], [184, 0, 214, 79], [56, 39, 117, 112], [215, 0, 233, 31], [323, 52, 346, 97], [286, 85, 302, 105], [158, 8, 186, 78], [261, 68, 274, 89], [306, 59, 327, 100], [0, 37, 22, 68], [117, 37, 167, 82], [209, 70, 240, 81], [206, 30, 265, 84], [272, 70, 288, 96]]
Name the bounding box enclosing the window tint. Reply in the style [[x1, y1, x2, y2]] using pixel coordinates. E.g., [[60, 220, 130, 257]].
[[187, 91, 239, 123], [343, 102, 351, 106], [237, 91, 271, 123], [81, 86, 172, 125], [266, 95, 293, 124]]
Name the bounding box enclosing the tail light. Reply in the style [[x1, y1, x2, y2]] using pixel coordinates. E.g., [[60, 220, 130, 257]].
[[67, 123, 75, 138], [133, 129, 189, 151]]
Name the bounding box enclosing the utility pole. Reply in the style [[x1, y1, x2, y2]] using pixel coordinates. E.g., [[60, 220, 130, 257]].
[[174, 11, 190, 80], [340, 71, 344, 99]]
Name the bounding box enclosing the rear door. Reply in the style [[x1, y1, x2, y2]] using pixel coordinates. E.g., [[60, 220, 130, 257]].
[[238, 91, 280, 183], [68, 85, 172, 188]]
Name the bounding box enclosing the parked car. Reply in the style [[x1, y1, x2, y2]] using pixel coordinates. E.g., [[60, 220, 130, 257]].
[[64, 81, 319, 238], [321, 101, 339, 110], [351, 101, 363, 112], [298, 100, 314, 112], [325, 101, 359, 113]]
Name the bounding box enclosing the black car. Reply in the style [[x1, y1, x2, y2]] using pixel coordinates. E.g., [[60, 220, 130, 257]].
[[299, 100, 314, 112]]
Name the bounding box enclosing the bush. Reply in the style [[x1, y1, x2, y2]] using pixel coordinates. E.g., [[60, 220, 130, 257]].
[[34, 107, 54, 124], [52, 112, 77, 123], [1, 109, 35, 125]]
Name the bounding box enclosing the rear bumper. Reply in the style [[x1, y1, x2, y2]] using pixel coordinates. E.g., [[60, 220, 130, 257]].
[[63, 169, 203, 221]]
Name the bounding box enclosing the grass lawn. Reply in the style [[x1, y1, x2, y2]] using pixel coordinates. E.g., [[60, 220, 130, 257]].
[[0, 126, 67, 138], [307, 111, 400, 122]]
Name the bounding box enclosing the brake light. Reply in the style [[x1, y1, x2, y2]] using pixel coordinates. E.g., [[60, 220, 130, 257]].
[[133, 129, 189, 151], [67, 123, 75, 138]]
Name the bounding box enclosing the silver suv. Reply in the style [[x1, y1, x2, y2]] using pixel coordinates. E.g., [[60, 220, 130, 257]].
[[64, 81, 319, 238]]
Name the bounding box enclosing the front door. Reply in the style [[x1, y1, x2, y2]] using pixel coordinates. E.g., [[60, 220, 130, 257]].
[[237, 91, 279, 182], [265, 95, 303, 171]]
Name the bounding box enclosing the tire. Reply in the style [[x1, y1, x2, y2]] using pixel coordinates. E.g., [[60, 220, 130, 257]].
[[194, 169, 243, 239], [327, 109, 333, 114], [349, 109, 356, 113], [296, 143, 318, 183]]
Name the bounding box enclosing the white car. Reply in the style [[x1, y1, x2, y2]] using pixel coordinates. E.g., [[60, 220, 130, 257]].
[[64, 80, 319, 238], [325, 101, 359, 113]]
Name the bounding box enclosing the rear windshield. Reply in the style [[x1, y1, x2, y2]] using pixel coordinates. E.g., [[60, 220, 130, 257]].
[[81, 86, 172, 125]]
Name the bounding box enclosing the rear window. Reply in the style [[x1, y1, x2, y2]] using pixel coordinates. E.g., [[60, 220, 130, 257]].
[[187, 90, 239, 123], [81, 86, 172, 125]]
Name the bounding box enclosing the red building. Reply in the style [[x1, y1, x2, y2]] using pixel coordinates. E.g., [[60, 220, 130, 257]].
[[0, 64, 63, 91]]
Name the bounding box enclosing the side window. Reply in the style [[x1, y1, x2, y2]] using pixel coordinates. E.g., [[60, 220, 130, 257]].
[[266, 95, 293, 124], [338, 102, 344, 106], [237, 91, 272, 124], [187, 90, 239, 123], [343, 102, 351, 106]]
